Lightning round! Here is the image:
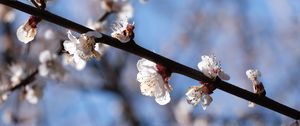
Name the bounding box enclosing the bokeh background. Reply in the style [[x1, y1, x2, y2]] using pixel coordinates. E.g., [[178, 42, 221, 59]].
[[0, 0, 300, 126]]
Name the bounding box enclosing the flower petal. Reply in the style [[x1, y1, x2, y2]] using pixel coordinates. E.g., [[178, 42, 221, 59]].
[[73, 54, 86, 70], [63, 40, 77, 54], [38, 64, 49, 77], [185, 86, 202, 106], [137, 58, 157, 73], [248, 102, 255, 108], [67, 30, 78, 43], [16, 23, 37, 43], [39, 50, 52, 63], [155, 91, 170, 105], [201, 94, 213, 110]]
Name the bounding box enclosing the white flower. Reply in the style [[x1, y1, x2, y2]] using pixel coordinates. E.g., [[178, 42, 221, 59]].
[[38, 50, 65, 80], [246, 69, 261, 82], [63, 30, 103, 70], [44, 29, 55, 40], [9, 63, 26, 87], [25, 85, 42, 104], [248, 102, 255, 108], [111, 18, 134, 43], [16, 21, 37, 44], [0, 92, 10, 105], [185, 86, 213, 110], [246, 69, 265, 107], [197, 55, 230, 80], [136, 58, 171, 105]]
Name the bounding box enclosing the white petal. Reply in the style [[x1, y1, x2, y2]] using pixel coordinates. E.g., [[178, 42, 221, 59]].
[[155, 91, 170, 105], [95, 43, 109, 54], [67, 30, 78, 43], [246, 69, 261, 80], [185, 86, 202, 106], [16, 23, 37, 43], [136, 71, 151, 83], [218, 71, 230, 80], [39, 50, 51, 63], [63, 40, 77, 54], [140, 82, 156, 96], [73, 54, 86, 70], [197, 61, 205, 71], [139, 74, 159, 96], [201, 94, 213, 110], [111, 32, 130, 43], [248, 102, 255, 108], [38, 64, 49, 77], [137, 58, 157, 73], [44, 29, 55, 40], [25, 88, 39, 104]]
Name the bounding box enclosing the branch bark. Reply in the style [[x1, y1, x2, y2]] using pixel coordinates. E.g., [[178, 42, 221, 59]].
[[0, 0, 299, 120]]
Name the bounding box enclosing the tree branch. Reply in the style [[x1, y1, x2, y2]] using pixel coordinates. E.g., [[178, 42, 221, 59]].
[[0, 0, 299, 120]]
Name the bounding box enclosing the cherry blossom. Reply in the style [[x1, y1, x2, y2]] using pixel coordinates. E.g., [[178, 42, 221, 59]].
[[246, 69, 265, 96], [0, 92, 9, 105], [136, 58, 172, 105], [16, 16, 40, 43], [63, 30, 103, 70], [185, 85, 213, 110], [111, 18, 134, 43], [9, 63, 26, 87], [198, 55, 230, 80], [246, 69, 266, 107], [24, 85, 42, 104], [246, 69, 261, 83], [38, 50, 65, 80]]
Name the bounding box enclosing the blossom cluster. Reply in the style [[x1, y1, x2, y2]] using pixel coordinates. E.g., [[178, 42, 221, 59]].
[[135, 55, 230, 110], [185, 55, 229, 110]]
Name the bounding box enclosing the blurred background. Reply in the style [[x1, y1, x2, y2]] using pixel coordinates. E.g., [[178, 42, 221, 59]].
[[0, 0, 299, 126]]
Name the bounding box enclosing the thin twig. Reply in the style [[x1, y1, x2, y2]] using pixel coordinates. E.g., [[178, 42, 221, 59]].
[[8, 69, 38, 93], [0, 0, 299, 120], [98, 11, 113, 22]]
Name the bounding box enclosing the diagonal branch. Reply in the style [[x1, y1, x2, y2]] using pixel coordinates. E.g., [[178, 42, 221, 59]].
[[0, 0, 299, 120]]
